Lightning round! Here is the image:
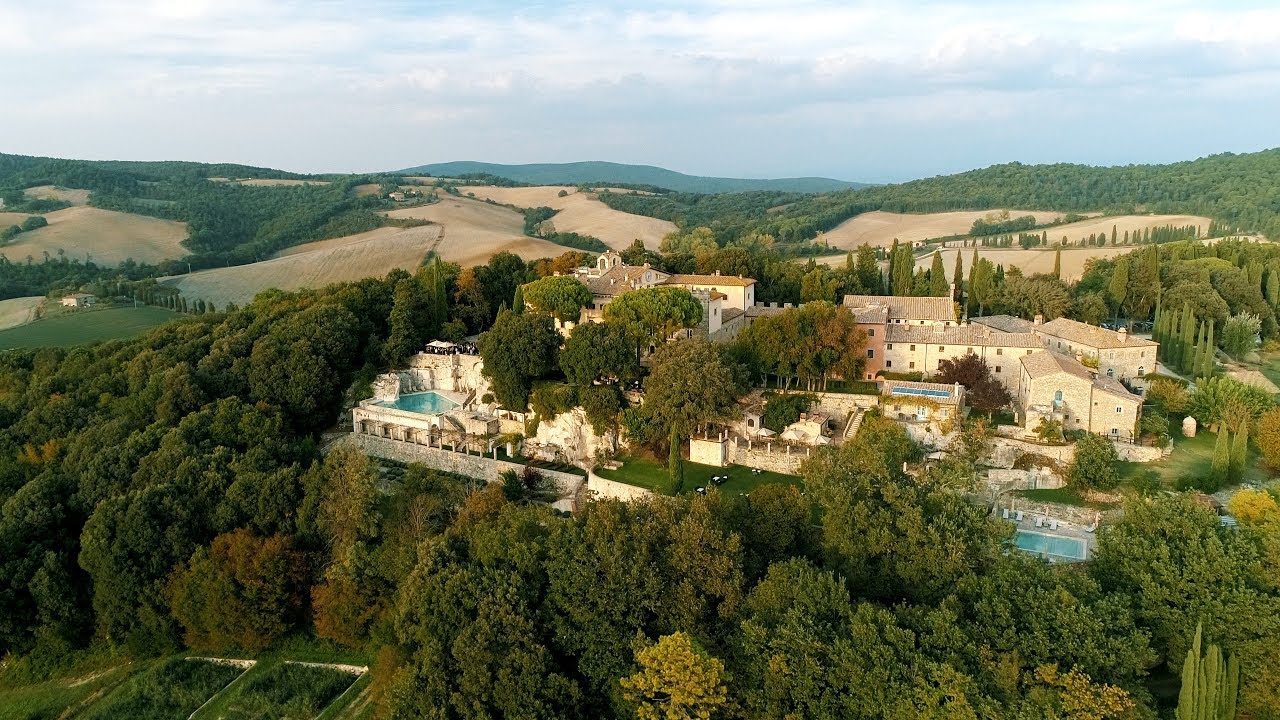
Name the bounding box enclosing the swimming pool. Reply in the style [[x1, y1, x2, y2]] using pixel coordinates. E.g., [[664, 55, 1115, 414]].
[[1014, 530, 1088, 561], [376, 391, 458, 415]]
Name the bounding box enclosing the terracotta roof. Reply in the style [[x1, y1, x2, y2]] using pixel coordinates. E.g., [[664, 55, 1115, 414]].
[[1019, 350, 1095, 382], [881, 379, 965, 406], [970, 314, 1034, 333], [851, 305, 889, 323], [1036, 317, 1157, 349], [886, 324, 1041, 348], [842, 294, 957, 323], [1092, 374, 1141, 402], [664, 273, 756, 287], [580, 265, 668, 297]]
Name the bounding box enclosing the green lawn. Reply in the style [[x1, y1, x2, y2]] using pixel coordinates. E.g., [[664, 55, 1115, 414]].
[[1117, 429, 1271, 489], [596, 455, 801, 496], [86, 656, 245, 720], [195, 661, 360, 720], [0, 306, 180, 349]]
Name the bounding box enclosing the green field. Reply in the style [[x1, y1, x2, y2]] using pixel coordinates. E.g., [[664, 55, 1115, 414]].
[[0, 306, 179, 350], [206, 662, 359, 720], [596, 455, 800, 496], [1118, 429, 1271, 489], [0, 664, 143, 720], [86, 657, 245, 720]]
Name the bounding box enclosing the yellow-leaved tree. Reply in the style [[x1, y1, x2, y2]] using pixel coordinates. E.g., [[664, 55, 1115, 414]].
[[621, 632, 728, 720]]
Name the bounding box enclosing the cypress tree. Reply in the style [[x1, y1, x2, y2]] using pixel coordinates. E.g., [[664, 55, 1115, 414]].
[[888, 239, 899, 293], [1053, 247, 1061, 279], [1152, 297, 1164, 351], [1211, 429, 1231, 487], [668, 426, 684, 495], [952, 251, 964, 302], [929, 251, 948, 296], [512, 284, 525, 314], [1201, 319, 1216, 378], [966, 249, 979, 317], [1111, 224, 1118, 245], [1229, 423, 1248, 483], [1177, 623, 1240, 720], [892, 243, 914, 298]]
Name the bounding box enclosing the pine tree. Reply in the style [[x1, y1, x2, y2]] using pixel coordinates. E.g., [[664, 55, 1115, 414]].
[[1229, 423, 1248, 483], [668, 426, 684, 495], [1053, 247, 1062, 279], [929, 251, 948, 296], [1211, 429, 1231, 487], [1177, 623, 1240, 720]]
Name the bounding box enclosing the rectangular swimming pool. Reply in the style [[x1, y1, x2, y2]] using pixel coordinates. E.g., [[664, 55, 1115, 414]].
[[1014, 530, 1088, 561], [376, 391, 458, 415]]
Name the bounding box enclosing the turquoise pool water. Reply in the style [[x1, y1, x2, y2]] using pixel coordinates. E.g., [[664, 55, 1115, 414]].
[[1014, 530, 1088, 561], [376, 391, 458, 415]]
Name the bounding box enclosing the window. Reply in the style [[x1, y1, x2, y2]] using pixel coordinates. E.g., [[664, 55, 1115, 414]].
[[996, 348, 1003, 355], [1057, 341, 1063, 349], [886, 360, 893, 368], [1054, 390, 1063, 403], [967, 347, 974, 354], [1111, 428, 1119, 436], [1107, 368, 1115, 377], [1115, 406, 1123, 413], [747, 418, 755, 427], [910, 344, 916, 351], [938, 360, 944, 369], [995, 365, 1002, 373], [886, 343, 894, 350], [909, 362, 916, 369], [867, 349, 875, 359], [866, 373, 873, 379], [867, 328, 875, 337], [938, 346, 946, 352]]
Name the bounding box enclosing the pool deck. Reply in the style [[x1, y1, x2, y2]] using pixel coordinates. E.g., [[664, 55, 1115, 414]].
[[1002, 512, 1097, 561]]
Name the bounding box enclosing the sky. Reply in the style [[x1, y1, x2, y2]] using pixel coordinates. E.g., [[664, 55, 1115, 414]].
[[1, 0, 1278, 183]]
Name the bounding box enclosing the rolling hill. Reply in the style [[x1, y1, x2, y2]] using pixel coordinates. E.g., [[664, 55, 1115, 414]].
[[398, 161, 868, 194]]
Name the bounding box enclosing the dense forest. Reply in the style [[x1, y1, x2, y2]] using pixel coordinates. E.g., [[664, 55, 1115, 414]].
[[1, 234, 1279, 718], [599, 149, 1280, 245]]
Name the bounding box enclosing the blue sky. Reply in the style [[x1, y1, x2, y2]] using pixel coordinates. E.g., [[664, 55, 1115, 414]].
[[1, 0, 1277, 182]]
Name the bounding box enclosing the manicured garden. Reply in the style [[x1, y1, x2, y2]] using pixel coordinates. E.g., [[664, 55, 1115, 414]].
[[595, 454, 800, 496]]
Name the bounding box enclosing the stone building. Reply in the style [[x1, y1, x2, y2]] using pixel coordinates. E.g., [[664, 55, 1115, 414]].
[[1032, 317, 1157, 390], [565, 251, 756, 341], [880, 380, 966, 424], [881, 324, 1042, 389], [842, 294, 959, 327], [1017, 350, 1142, 440]]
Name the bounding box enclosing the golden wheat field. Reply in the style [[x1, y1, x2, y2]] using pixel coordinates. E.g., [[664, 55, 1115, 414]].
[[24, 185, 90, 206], [0, 207, 188, 265], [1037, 214, 1212, 245], [456, 186, 674, 250], [163, 224, 444, 308], [0, 212, 31, 227], [385, 196, 569, 268], [823, 210, 1070, 249], [916, 247, 1133, 282], [0, 297, 44, 331]]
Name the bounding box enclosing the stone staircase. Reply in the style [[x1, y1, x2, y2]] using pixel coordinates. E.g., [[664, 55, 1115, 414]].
[[842, 408, 866, 441]]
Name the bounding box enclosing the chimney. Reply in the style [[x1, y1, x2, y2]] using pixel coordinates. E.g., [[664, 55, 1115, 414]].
[[1033, 314, 1044, 326], [1118, 327, 1128, 338], [714, 270, 721, 276]]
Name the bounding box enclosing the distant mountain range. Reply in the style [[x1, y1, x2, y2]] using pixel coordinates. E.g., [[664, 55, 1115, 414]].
[[396, 160, 869, 194]]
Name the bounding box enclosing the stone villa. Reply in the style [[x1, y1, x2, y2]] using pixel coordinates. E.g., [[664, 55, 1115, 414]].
[[1017, 350, 1143, 440]]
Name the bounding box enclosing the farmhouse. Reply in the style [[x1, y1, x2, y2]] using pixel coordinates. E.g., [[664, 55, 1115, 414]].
[[60, 293, 95, 308], [842, 294, 958, 326], [881, 324, 1041, 389], [571, 251, 756, 340], [1017, 350, 1142, 440]]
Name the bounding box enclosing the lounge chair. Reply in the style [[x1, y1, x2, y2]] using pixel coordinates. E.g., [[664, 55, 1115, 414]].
[[1002, 508, 1010, 520], [1049, 519, 1058, 531], [1015, 511, 1024, 522], [1035, 516, 1044, 528]]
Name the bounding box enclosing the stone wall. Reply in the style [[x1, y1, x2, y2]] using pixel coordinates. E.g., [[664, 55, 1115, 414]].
[[1115, 441, 1171, 462], [725, 439, 807, 475], [812, 391, 878, 421], [338, 434, 585, 501], [986, 468, 1065, 490], [988, 436, 1076, 468], [586, 471, 656, 502], [690, 437, 728, 467], [527, 407, 616, 466]]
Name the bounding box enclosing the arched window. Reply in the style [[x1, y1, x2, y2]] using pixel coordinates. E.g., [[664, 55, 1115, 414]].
[[1054, 390, 1063, 404], [1107, 368, 1115, 378], [747, 418, 755, 428], [1137, 365, 1145, 376]]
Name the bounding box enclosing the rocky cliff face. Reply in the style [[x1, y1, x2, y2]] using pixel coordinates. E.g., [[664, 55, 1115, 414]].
[[401, 354, 491, 397], [527, 408, 616, 466]]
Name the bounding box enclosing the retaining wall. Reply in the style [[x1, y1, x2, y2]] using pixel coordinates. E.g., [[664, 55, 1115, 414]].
[[725, 439, 808, 474], [339, 434, 585, 498], [586, 471, 657, 502]]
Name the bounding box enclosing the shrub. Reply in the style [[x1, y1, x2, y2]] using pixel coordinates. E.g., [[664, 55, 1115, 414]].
[[761, 392, 817, 432], [1067, 433, 1119, 490]]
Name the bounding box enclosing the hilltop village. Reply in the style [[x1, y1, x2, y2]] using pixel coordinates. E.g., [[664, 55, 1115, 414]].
[[346, 250, 1168, 555]]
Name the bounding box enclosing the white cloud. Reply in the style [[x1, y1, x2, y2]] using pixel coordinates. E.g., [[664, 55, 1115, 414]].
[[0, 0, 1276, 178]]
